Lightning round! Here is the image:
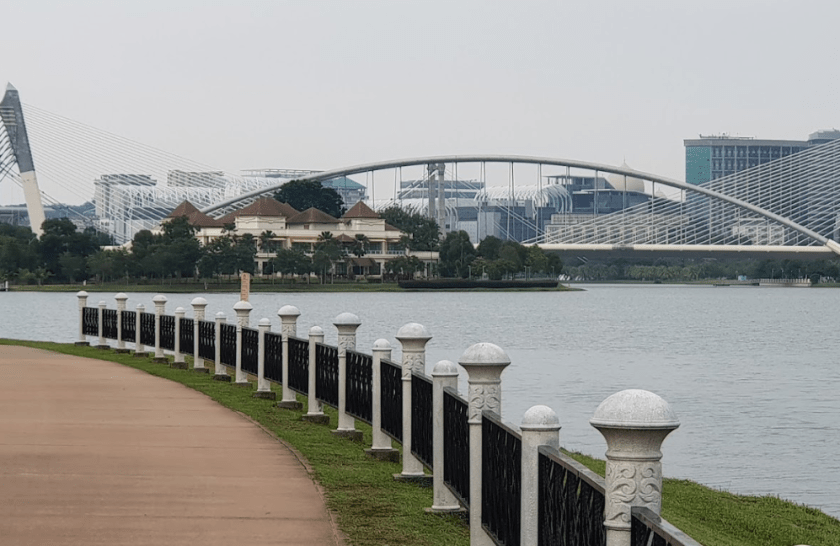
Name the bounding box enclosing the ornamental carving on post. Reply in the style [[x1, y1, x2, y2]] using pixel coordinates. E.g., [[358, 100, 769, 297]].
[[605, 461, 662, 525], [468, 383, 501, 422], [338, 334, 355, 354], [282, 324, 296, 337], [401, 352, 424, 380]]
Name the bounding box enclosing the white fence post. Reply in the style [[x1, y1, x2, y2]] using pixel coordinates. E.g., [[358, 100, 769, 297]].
[[96, 301, 107, 349], [277, 305, 302, 409], [590, 389, 680, 546], [115, 293, 128, 353], [333, 312, 362, 440], [191, 297, 208, 372], [302, 326, 328, 424], [233, 300, 253, 387], [459, 342, 511, 546], [520, 405, 561, 546], [365, 339, 398, 461], [76, 291, 88, 345], [396, 322, 431, 478], [429, 360, 462, 513], [254, 318, 275, 399], [152, 295, 167, 362], [213, 312, 230, 382], [173, 307, 186, 368], [134, 304, 146, 357]]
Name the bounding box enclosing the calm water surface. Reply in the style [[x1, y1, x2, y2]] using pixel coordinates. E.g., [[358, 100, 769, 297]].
[[1, 285, 838, 518]]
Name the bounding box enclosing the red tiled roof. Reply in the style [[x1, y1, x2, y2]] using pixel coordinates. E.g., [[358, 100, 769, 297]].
[[218, 198, 298, 223], [384, 223, 401, 231], [287, 207, 340, 224], [166, 201, 225, 228], [342, 201, 380, 219]]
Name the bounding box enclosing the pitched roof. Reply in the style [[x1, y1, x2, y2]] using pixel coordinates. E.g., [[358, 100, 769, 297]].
[[322, 176, 365, 190], [342, 201, 380, 219], [287, 207, 340, 224], [218, 198, 298, 223], [385, 223, 401, 231], [334, 233, 355, 243], [166, 201, 225, 228]]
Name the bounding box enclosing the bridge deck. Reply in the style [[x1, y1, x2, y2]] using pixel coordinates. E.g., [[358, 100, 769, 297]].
[[0, 346, 344, 546]]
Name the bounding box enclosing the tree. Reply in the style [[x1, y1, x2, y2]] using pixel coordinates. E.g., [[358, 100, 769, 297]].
[[438, 230, 477, 278], [352, 234, 370, 258], [272, 248, 312, 282], [477, 236, 503, 260], [314, 231, 345, 282], [384, 255, 423, 281], [379, 207, 440, 251], [274, 179, 345, 217]]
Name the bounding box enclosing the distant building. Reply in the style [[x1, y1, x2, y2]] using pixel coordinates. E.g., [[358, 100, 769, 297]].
[[167, 170, 226, 188], [684, 130, 840, 185], [241, 169, 367, 210]]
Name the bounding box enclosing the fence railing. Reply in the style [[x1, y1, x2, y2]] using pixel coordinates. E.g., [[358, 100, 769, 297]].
[[77, 292, 702, 546]]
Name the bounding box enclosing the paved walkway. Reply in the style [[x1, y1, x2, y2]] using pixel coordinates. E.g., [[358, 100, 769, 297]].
[[0, 346, 346, 546]]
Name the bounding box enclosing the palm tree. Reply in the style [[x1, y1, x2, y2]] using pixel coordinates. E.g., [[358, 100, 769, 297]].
[[258, 230, 276, 253]]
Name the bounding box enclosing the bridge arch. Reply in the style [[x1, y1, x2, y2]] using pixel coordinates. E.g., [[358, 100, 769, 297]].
[[201, 154, 840, 255]]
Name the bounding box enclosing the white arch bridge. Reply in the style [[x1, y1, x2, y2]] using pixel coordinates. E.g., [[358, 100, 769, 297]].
[[2, 84, 840, 257]]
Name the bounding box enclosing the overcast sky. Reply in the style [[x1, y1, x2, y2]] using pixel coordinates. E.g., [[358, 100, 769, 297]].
[[3, 0, 839, 197]]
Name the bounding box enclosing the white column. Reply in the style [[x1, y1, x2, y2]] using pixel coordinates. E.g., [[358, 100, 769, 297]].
[[277, 305, 301, 409], [96, 301, 107, 348], [459, 342, 511, 546], [520, 405, 561, 546], [191, 297, 208, 371], [233, 300, 252, 386], [369, 339, 394, 451], [173, 307, 186, 368], [396, 322, 431, 477], [429, 360, 462, 513], [134, 304, 146, 356], [76, 290, 89, 345], [333, 312, 361, 438], [213, 312, 230, 381], [590, 389, 680, 546], [302, 326, 328, 424], [152, 295, 167, 362], [115, 293, 128, 352], [254, 318, 275, 399]]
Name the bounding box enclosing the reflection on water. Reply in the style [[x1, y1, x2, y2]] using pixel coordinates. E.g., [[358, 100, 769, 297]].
[[1, 285, 838, 518]]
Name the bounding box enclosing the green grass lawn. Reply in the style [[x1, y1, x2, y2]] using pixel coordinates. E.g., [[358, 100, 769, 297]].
[[4, 339, 839, 546]]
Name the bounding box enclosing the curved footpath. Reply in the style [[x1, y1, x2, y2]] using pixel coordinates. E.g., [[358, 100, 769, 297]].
[[0, 346, 346, 546]]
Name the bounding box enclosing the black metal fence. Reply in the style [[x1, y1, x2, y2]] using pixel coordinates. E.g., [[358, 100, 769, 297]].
[[121, 310, 135, 342], [264, 332, 283, 382], [103, 309, 118, 340], [482, 411, 522, 546], [198, 320, 215, 360], [538, 446, 606, 546], [632, 506, 700, 546], [82, 307, 98, 336], [240, 327, 258, 375], [443, 387, 470, 505], [411, 372, 434, 468], [288, 337, 309, 393], [179, 317, 194, 355], [346, 350, 373, 423], [315, 343, 339, 407], [160, 315, 175, 351], [140, 312, 156, 346], [219, 323, 237, 366], [380, 359, 403, 441]]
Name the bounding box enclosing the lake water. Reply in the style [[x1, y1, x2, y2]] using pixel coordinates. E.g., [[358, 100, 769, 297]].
[[1, 285, 838, 518]]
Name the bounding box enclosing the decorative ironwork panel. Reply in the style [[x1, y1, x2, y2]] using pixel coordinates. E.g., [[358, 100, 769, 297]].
[[346, 350, 373, 423], [411, 372, 433, 469], [140, 312, 156, 346], [482, 411, 522, 546], [631, 506, 701, 546], [264, 332, 283, 382], [443, 388, 469, 505], [380, 359, 402, 441], [538, 448, 606, 546], [82, 307, 98, 336], [120, 310, 135, 341], [198, 320, 215, 360], [315, 343, 339, 408], [240, 327, 259, 375], [219, 323, 237, 367], [160, 315, 176, 351], [179, 317, 194, 355], [102, 309, 118, 340], [288, 337, 309, 394]]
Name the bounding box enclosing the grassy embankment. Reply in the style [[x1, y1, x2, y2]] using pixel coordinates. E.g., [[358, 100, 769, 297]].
[[4, 339, 838, 546]]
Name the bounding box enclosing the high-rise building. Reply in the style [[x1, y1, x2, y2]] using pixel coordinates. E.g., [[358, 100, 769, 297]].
[[684, 130, 840, 185]]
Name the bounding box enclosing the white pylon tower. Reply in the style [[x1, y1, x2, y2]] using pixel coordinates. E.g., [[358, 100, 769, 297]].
[[0, 83, 47, 236]]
